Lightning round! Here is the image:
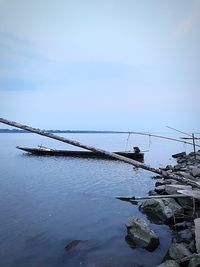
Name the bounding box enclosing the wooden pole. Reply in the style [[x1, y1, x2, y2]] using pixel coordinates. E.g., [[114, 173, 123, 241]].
[[1, 117, 200, 189], [192, 133, 196, 159], [117, 194, 190, 201], [115, 131, 200, 148]]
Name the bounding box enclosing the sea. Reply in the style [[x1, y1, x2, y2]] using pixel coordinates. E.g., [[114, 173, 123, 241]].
[[0, 132, 195, 267]]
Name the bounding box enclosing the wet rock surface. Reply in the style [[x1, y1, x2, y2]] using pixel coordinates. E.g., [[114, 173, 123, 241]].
[[156, 260, 180, 267], [125, 216, 160, 251], [136, 151, 200, 266]]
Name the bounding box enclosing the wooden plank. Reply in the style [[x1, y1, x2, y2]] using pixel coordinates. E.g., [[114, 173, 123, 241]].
[[194, 218, 200, 253], [117, 194, 189, 202]]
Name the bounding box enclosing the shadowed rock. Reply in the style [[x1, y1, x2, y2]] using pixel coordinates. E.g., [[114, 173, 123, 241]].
[[125, 216, 159, 251]]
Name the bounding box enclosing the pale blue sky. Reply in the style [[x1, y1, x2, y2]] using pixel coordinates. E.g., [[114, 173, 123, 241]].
[[0, 0, 199, 131]]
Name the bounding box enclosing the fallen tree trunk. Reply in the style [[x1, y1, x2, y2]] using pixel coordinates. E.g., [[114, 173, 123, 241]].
[[0, 117, 200, 189]]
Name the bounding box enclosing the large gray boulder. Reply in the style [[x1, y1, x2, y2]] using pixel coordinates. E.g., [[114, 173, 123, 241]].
[[165, 184, 192, 195], [140, 198, 183, 223], [156, 260, 180, 267], [125, 217, 159, 251]]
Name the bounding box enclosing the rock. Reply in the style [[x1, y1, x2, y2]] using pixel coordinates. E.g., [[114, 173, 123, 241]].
[[125, 217, 159, 251], [140, 199, 172, 223], [177, 229, 193, 243], [156, 260, 180, 267], [172, 152, 186, 159], [152, 175, 163, 179], [155, 181, 165, 187], [190, 166, 200, 178], [166, 165, 174, 170], [148, 190, 157, 196], [168, 242, 192, 260], [189, 240, 195, 253], [194, 218, 200, 253], [188, 253, 200, 267], [65, 240, 87, 251], [176, 197, 194, 210], [162, 198, 184, 217], [173, 221, 192, 231], [177, 158, 187, 164], [177, 172, 195, 180], [165, 184, 192, 195], [174, 164, 185, 171], [163, 179, 179, 185], [140, 198, 183, 224], [155, 185, 166, 194]]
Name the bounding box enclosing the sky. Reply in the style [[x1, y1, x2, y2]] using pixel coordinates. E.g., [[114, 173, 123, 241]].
[[0, 0, 199, 132]]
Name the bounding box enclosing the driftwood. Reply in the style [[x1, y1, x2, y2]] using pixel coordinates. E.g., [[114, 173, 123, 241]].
[[117, 194, 190, 205], [0, 117, 200, 189], [117, 194, 189, 201]]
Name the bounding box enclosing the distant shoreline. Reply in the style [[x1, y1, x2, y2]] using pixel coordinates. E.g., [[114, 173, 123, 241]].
[[0, 129, 122, 134], [0, 129, 199, 135]]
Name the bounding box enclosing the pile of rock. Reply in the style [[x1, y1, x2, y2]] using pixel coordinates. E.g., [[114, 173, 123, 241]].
[[125, 151, 200, 266]]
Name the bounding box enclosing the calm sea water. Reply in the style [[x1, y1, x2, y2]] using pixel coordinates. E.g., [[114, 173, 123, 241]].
[[0, 133, 194, 267]]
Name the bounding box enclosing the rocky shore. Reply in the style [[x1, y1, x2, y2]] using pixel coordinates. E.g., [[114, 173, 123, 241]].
[[125, 151, 200, 267]]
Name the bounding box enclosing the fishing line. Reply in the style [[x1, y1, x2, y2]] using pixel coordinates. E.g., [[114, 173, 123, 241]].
[[148, 134, 152, 149], [125, 132, 131, 151]]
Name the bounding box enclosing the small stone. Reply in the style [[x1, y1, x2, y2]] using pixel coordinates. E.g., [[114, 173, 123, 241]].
[[155, 185, 166, 194], [152, 175, 163, 179], [148, 190, 157, 196]]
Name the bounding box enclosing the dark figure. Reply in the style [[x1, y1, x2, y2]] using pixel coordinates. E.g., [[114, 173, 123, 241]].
[[133, 147, 140, 153]]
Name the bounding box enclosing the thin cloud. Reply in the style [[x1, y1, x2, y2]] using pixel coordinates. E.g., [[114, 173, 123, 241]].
[[174, 1, 199, 39]]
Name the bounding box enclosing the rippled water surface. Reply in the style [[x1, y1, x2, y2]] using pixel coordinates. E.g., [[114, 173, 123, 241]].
[[0, 133, 193, 267]]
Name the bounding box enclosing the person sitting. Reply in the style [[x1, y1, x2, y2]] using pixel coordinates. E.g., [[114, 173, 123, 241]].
[[133, 147, 140, 153]]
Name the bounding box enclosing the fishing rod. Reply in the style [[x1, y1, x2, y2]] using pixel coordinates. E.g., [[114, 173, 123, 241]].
[[113, 131, 200, 148], [166, 126, 192, 137]]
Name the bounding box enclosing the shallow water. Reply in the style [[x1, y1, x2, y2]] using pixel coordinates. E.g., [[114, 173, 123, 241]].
[[0, 133, 194, 266]]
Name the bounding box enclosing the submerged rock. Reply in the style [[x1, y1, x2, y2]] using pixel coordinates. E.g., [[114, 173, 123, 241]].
[[125, 216, 159, 251], [65, 240, 87, 251], [156, 260, 180, 267]]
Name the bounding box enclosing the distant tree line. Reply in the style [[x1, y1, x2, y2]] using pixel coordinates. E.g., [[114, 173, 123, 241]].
[[0, 129, 118, 134]]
